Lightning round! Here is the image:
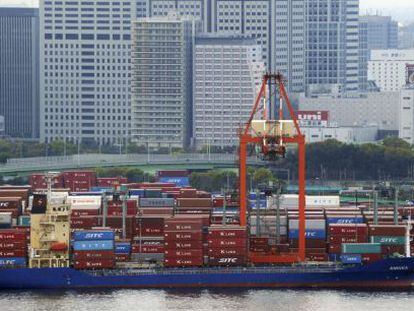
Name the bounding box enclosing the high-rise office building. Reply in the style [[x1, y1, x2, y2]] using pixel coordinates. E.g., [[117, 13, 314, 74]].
[[140, 0, 305, 93], [39, 0, 135, 145], [0, 7, 39, 138], [131, 14, 198, 148], [359, 15, 398, 51], [193, 35, 265, 148], [305, 0, 360, 93]]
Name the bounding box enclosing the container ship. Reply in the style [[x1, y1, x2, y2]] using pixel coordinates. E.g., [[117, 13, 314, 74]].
[[0, 170, 413, 289], [0, 74, 413, 289]]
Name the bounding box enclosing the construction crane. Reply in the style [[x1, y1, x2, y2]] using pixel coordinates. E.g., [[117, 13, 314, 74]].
[[239, 73, 306, 264]]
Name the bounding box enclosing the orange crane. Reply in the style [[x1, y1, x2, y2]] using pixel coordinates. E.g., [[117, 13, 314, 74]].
[[239, 73, 306, 263]]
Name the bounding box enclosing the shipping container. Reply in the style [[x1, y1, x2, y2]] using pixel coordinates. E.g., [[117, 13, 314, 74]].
[[176, 198, 211, 208], [208, 256, 247, 266], [114, 243, 131, 254], [139, 198, 175, 208], [164, 241, 203, 250], [208, 226, 247, 239], [340, 254, 362, 264], [72, 230, 114, 241], [326, 217, 364, 224], [0, 257, 26, 267], [328, 224, 368, 236], [329, 235, 368, 244], [0, 250, 27, 257], [370, 236, 406, 245], [164, 231, 203, 241], [164, 257, 203, 267], [208, 248, 247, 257], [73, 250, 115, 260], [159, 177, 190, 187], [368, 225, 406, 236], [288, 229, 326, 239], [72, 240, 114, 251], [341, 243, 382, 254], [288, 219, 325, 230], [132, 244, 165, 254], [74, 259, 114, 269], [164, 249, 203, 258], [207, 238, 246, 248]]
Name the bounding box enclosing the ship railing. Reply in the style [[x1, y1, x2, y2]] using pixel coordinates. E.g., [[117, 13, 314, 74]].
[[85, 265, 343, 277]]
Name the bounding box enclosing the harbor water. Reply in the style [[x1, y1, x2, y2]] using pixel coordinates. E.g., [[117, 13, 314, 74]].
[[1, 289, 414, 311]]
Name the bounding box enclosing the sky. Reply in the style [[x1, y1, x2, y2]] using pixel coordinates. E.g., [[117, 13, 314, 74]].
[[1, 0, 414, 9]]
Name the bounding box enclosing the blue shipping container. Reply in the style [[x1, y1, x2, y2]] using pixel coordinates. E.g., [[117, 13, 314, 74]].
[[0, 257, 26, 267], [159, 177, 190, 187], [90, 187, 114, 193], [129, 189, 145, 197], [326, 217, 364, 224], [18, 216, 30, 227], [288, 229, 326, 239], [73, 240, 114, 251], [115, 243, 131, 254], [73, 231, 114, 241], [340, 254, 362, 264], [248, 192, 266, 200], [248, 200, 267, 209]]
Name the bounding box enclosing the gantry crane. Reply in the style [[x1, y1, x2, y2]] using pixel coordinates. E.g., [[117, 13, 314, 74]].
[[239, 73, 306, 263]]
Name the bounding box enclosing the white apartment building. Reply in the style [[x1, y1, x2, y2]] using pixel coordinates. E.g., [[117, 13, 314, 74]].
[[299, 92, 400, 132], [368, 50, 414, 91], [301, 126, 378, 144], [131, 14, 198, 148], [399, 87, 414, 144], [193, 35, 265, 148], [40, 0, 135, 145]]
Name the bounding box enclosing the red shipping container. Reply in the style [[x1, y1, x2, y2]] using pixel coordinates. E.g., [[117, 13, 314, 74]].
[[71, 209, 101, 217], [0, 230, 26, 240], [208, 247, 247, 257], [208, 228, 247, 239], [74, 259, 114, 269], [115, 254, 130, 262], [208, 256, 247, 266], [0, 250, 27, 257], [249, 237, 269, 246], [139, 208, 174, 216], [0, 241, 26, 250], [328, 244, 342, 254], [176, 198, 211, 207], [164, 231, 203, 241], [368, 225, 406, 236], [328, 224, 368, 236], [164, 241, 203, 250], [212, 198, 224, 207], [0, 198, 21, 210], [306, 253, 328, 262], [361, 253, 383, 263], [208, 238, 246, 248], [329, 235, 368, 244], [164, 220, 203, 231], [70, 217, 101, 229], [288, 239, 326, 248], [169, 214, 210, 226], [164, 257, 203, 267], [132, 244, 165, 253], [249, 246, 270, 252], [73, 250, 114, 260], [164, 249, 203, 258], [137, 225, 164, 236]]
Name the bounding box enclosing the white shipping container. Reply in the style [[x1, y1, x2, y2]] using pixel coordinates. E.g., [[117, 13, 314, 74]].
[[250, 216, 288, 226], [0, 212, 12, 224], [268, 195, 340, 208], [288, 219, 326, 230], [68, 195, 102, 210]]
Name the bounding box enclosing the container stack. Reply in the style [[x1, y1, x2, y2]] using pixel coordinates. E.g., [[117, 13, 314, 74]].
[[63, 171, 97, 192], [327, 224, 368, 260], [175, 198, 212, 215], [97, 177, 128, 188], [156, 170, 190, 187], [72, 229, 115, 269], [288, 218, 327, 259], [29, 173, 64, 190], [0, 229, 27, 268], [164, 217, 204, 267], [114, 241, 131, 262], [341, 243, 382, 264], [107, 199, 138, 216], [69, 195, 102, 229], [368, 225, 406, 256], [208, 225, 247, 266], [132, 216, 165, 263]]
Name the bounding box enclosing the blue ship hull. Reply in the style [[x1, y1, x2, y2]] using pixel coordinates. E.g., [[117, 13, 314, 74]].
[[1, 258, 414, 290]]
